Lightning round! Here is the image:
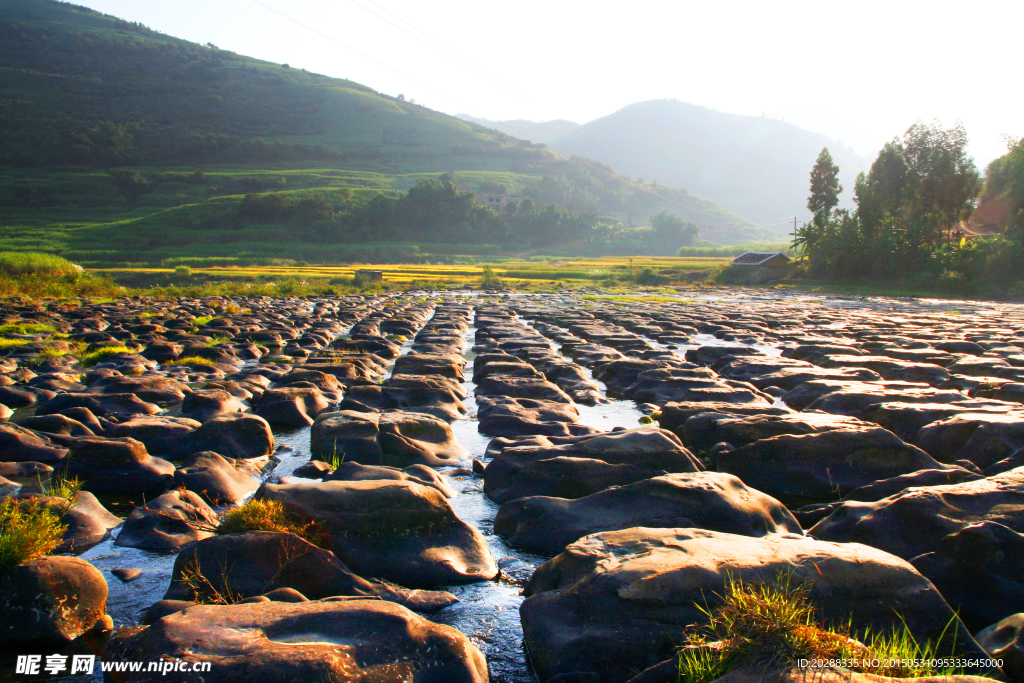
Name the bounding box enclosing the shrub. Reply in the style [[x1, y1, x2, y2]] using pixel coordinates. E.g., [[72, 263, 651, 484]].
[[480, 266, 503, 288], [0, 498, 68, 573], [0, 252, 81, 279], [678, 573, 970, 683], [174, 265, 192, 276], [217, 499, 329, 548]]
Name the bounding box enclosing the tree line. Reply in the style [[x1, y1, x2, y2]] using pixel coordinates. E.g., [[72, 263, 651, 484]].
[[796, 121, 1023, 293]]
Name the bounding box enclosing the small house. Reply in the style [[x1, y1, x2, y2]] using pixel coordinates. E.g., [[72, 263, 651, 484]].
[[730, 252, 791, 283], [355, 270, 383, 282]]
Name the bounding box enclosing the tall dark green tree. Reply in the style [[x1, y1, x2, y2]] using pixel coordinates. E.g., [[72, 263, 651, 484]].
[[807, 147, 842, 228]]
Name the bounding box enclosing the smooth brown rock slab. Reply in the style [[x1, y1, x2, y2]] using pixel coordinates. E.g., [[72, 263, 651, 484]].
[[495, 471, 801, 554], [258, 480, 497, 586], [521, 527, 984, 683], [810, 467, 1024, 560], [0, 556, 108, 643], [102, 598, 487, 683]]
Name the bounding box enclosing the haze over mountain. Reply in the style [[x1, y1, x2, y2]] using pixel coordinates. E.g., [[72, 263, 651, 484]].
[[463, 100, 872, 229]]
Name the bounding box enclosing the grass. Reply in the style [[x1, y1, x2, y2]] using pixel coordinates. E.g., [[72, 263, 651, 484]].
[[79, 345, 131, 367], [192, 316, 217, 327], [28, 345, 79, 365], [167, 355, 218, 366], [0, 498, 68, 573], [177, 559, 243, 605], [202, 336, 230, 347], [0, 339, 30, 350], [0, 322, 56, 335], [217, 499, 329, 548], [677, 573, 976, 683]]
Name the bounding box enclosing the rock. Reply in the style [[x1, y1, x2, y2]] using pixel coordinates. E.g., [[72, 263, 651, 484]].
[[678, 667, 998, 683], [976, 613, 1024, 683], [521, 527, 984, 683], [911, 521, 1024, 632], [486, 456, 660, 504], [179, 388, 247, 422], [112, 568, 143, 583], [0, 556, 108, 643], [185, 413, 275, 460], [819, 354, 952, 386], [810, 468, 1024, 560], [311, 410, 384, 464], [485, 428, 702, 498], [325, 461, 455, 497], [290, 460, 334, 479], [105, 416, 202, 458], [103, 598, 487, 682], [843, 467, 984, 502], [682, 412, 869, 453], [20, 414, 95, 438], [36, 392, 162, 419], [0, 403, 11, 422], [58, 406, 105, 433], [37, 490, 123, 551], [174, 451, 260, 505], [476, 375, 574, 403], [258, 480, 498, 585], [857, 400, 1019, 441], [495, 472, 801, 554], [913, 413, 1024, 469], [393, 353, 466, 380], [748, 366, 883, 392], [116, 490, 219, 550], [255, 386, 330, 427], [657, 401, 793, 435], [84, 374, 190, 405], [781, 380, 963, 413], [0, 423, 67, 463], [986, 447, 1024, 476], [58, 437, 175, 495], [163, 531, 457, 612], [718, 426, 943, 505]]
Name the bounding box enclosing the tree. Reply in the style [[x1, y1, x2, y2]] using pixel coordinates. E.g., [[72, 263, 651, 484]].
[[808, 147, 842, 228], [650, 210, 699, 249]]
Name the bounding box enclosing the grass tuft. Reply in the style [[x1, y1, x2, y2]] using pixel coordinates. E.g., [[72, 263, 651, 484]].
[[79, 345, 131, 367], [217, 499, 329, 548], [167, 355, 218, 366], [0, 322, 57, 335], [678, 573, 973, 683], [0, 498, 68, 573], [0, 339, 30, 350]]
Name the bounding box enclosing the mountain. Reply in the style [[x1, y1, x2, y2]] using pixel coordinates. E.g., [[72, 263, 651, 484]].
[[476, 100, 871, 229], [457, 115, 580, 145], [0, 0, 772, 264]]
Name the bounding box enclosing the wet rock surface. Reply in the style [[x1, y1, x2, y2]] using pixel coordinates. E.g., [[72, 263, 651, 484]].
[[2, 292, 1024, 681]]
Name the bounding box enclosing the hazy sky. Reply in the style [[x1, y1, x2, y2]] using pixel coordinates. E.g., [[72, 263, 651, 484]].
[[76, 0, 1020, 170]]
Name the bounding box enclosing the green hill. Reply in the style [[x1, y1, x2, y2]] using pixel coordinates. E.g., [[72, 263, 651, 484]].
[[0, 0, 768, 264]]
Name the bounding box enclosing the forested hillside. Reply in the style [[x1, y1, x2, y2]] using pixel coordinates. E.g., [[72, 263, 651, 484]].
[[0, 0, 776, 263]]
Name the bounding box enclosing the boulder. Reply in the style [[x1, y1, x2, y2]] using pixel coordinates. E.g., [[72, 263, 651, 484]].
[[311, 410, 384, 464], [911, 521, 1024, 632], [58, 437, 174, 495], [495, 472, 802, 554], [487, 456, 659, 504], [20, 414, 95, 438], [682, 412, 869, 453], [657, 401, 793, 435], [781, 380, 962, 413], [162, 531, 456, 612], [102, 598, 487, 683], [36, 392, 162, 419], [179, 388, 247, 422], [718, 426, 943, 505], [913, 413, 1024, 469], [324, 461, 455, 498], [475, 375, 574, 403], [258, 480, 497, 585], [174, 451, 261, 505], [37, 490, 123, 551], [810, 468, 1024, 560], [185, 413, 275, 460], [857, 400, 1019, 441], [116, 490, 219, 550], [976, 613, 1024, 683], [843, 467, 984, 502], [393, 353, 466, 380], [84, 374, 190, 405], [521, 527, 984, 683], [105, 416, 201, 458], [0, 423, 67, 463], [0, 556, 108, 643], [255, 386, 330, 427]]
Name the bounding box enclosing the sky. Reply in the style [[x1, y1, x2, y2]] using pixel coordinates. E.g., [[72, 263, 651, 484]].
[[74, 0, 1021, 170]]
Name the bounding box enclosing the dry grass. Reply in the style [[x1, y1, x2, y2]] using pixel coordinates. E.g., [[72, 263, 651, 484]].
[[217, 499, 329, 548]]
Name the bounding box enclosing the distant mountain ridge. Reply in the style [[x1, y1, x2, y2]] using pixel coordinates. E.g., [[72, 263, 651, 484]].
[[462, 100, 871, 228]]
